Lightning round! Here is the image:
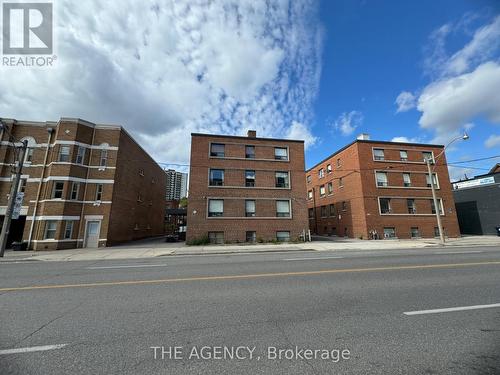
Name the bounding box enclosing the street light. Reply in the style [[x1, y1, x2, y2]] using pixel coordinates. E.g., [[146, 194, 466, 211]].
[[0, 120, 28, 257], [426, 132, 469, 245]]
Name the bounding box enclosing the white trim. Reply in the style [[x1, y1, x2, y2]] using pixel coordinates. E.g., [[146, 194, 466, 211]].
[[30, 238, 107, 243], [0, 162, 116, 169], [42, 176, 114, 183], [28, 199, 112, 204], [84, 215, 104, 220], [0, 206, 28, 215], [52, 140, 118, 150], [27, 215, 80, 221]]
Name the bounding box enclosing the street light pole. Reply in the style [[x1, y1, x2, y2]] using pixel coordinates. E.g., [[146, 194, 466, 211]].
[[0, 139, 28, 257], [426, 157, 445, 245]]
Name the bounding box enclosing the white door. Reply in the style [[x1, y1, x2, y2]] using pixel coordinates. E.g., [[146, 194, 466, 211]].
[[84, 220, 101, 248]]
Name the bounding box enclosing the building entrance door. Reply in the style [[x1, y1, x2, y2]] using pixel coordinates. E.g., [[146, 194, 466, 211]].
[[84, 220, 100, 248]]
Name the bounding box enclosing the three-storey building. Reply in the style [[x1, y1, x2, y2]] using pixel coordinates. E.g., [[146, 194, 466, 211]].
[[187, 130, 308, 244], [0, 117, 166, 250], [306, 137, 460, 239]]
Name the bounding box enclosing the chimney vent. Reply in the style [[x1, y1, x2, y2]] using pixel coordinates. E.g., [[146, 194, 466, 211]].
[[247, 130, 256, 138], [357, 133, 370, 140]]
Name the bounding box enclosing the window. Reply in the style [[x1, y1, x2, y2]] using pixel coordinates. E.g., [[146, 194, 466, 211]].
[[76, 146, 85, 164], [430, 199, 444, 215], [339, 177, 344, 187], [25, 147, 34, 163], [403, 173, 411, 187], [208, 231, 224, 244], [426, 173, 438, 188], [44, 221, 57, 239], [275, 171, 289, 188], [245, 145, 255, 159], [342, 201, 347, 211], [306, 175, 311, 184], [276, 200, 291, 217], [434, 227, 440, 237], [318, 169, 324, 178], [18, 178, 27, 193], [210, 143, 225, 157], [329, 204, 335, 217], [400, 150, 408, 162], [100, 149, 108, 167], [95, 184, 103, 201], [376, 172, 388, 187], [209, 169, 224, 186], [246, 231, 256, 242], [208, 199, 223, 217], [70, 182, 80, 200], [384, 227, 396, 238], [326, 164, 332, 173], [64, 221, 73, 239], [327, 182, 333, 194], [245, 170, 255, 187], [422, 151, 434, 163], [52, 181, 64, 199], [380, 198, 391, 214], [308, 190, 313, 200], [407, 199, 416, 214], [410, 227, 420, 238], [308, 208, 314, 219], [58, 145, 70, 162], [321, 205, 327, 217], [337, 158, 341, 167], [274, 147, 288, 160], [276, 231, 290, 242], [373, 149, 385, 161], [245, 200, 256, 217], [319, 185, 325, 197]]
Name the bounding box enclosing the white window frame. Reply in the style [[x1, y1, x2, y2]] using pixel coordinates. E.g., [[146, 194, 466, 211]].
[[64, 221, 74, 239], [95, 184, 103, 201], [52, 181, 64, 199], [70, 182, 80, 200], [58, 145, 71, 162], [276, 200, 291, 218], [373, 149, 385, 161], [245, 200, 256, 217], [208, 199, 224, 217], [376, 172, 388, 187], [44, 220, 57, 239], [76, 146, 85, 164], [274, 147, 288, 161]]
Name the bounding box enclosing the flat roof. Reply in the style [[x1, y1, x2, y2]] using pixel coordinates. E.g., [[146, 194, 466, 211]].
[[306, 139, 445, 172], [191, 132, 304, 143]]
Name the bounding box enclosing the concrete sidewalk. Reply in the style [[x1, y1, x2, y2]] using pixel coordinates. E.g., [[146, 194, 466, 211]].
[[1, 235, 499, 262]]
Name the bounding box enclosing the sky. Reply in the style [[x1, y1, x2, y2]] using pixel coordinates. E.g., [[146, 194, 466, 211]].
[[0, 0, 499, 181]]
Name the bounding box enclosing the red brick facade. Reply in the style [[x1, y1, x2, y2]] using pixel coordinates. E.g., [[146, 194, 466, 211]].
[[0, 118, 166, 250], [187, 131, 308, 243], [306, 140, 461, 239]]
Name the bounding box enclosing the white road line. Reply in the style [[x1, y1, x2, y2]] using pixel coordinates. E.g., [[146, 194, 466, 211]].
[[404, 303, 500, 316], [86, 264, 168, 270], [434, 251, 483, 255], [283, 256, 344, 261], [0, 344, 68, 355]]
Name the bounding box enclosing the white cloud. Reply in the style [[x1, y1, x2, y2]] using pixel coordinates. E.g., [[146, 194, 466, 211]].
[[395, 91, 417, 113], [285, 121, 317, 150], [333, 111, 363, 136], [445, 15, 500, 76], [485, 134, 500, 148], [0, 0, 323, 165], [417, 62, 500, 138], [391, 136, 420, 143]]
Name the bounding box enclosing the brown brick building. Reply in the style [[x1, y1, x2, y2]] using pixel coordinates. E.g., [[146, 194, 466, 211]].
[[0, 117, 166, 250], [306, 137, 460, 239], [187, 131, 308, 244]]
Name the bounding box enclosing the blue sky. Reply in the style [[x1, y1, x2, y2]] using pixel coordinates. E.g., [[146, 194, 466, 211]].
[[309, 0, 500, 179], [0, 0, 498, 180]]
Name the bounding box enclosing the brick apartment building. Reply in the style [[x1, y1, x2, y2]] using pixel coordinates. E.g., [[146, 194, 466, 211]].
[[306, 136, 460, 239], [187, 130, 308, 244], [0, 117, 166, 250]]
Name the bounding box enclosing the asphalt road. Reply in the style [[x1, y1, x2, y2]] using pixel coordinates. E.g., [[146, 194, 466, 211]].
[[1, 246, 500, 374]]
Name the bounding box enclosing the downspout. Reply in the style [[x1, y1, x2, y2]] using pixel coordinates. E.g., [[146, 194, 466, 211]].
[[27, 127, 53, 249], [76, 126, 96, 247]]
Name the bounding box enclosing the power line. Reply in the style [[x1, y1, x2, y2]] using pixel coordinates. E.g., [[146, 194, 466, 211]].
[[448, 155, 500, 164]]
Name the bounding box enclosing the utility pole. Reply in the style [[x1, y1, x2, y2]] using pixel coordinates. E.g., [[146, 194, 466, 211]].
[[0, 140, 28, 257], [426, 157, 445, 245]]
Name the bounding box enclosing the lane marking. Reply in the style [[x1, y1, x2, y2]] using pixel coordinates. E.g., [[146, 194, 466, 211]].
[[284, 256, 344, 261], [404, 303, 500, 316], [86, 264, 168, 270], [0, 344, 68, 355], [1, 261, 500, 293], [434, 251, 483, 255]]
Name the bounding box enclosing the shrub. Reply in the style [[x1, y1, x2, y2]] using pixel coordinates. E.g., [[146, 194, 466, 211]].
[[186, 235, 210, 246]]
